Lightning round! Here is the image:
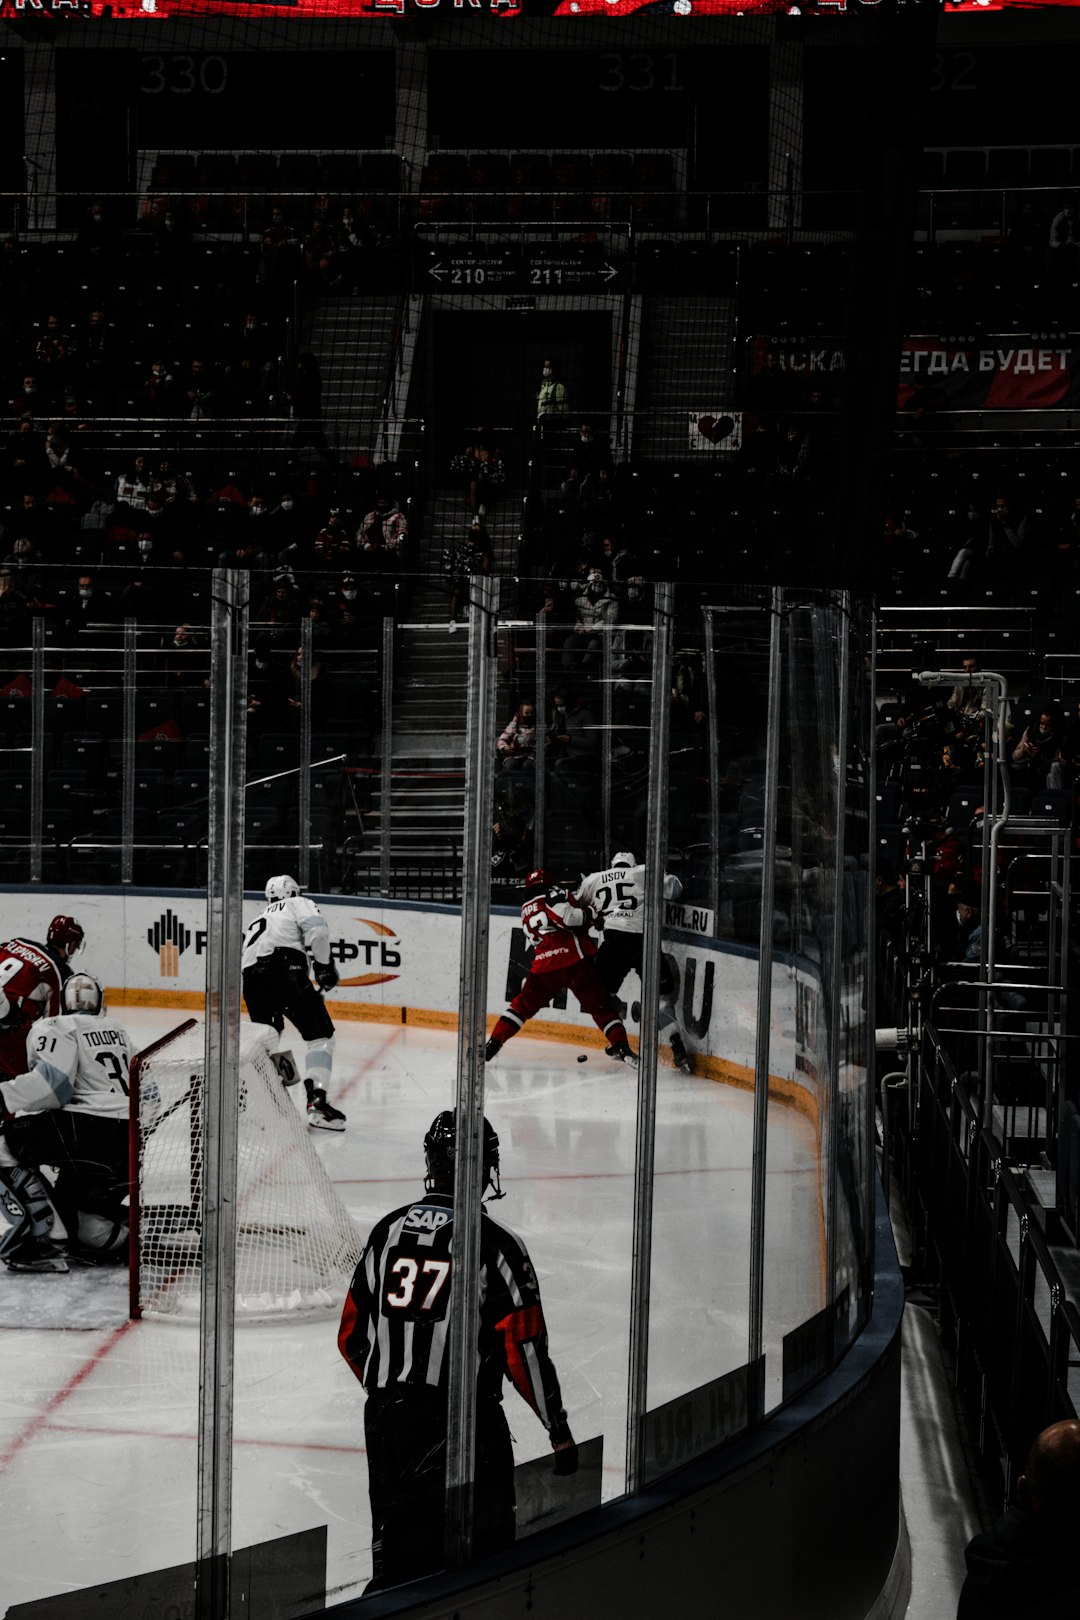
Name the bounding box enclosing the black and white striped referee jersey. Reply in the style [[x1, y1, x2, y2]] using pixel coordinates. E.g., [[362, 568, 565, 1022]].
[[338, 1190, 569, 1436]]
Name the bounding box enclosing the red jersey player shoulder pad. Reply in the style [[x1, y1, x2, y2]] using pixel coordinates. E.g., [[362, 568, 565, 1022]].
[[520, 889, 583, 931]]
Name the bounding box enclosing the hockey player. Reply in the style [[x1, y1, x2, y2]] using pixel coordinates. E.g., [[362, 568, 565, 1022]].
[[338, 1110, 578, 1590], [0, 915, 84, 1078], [576, 852, 693, 1073], [0, 971, 131, 1274], [241, 874, 347, 1130], [485, 868, 637, 1065]]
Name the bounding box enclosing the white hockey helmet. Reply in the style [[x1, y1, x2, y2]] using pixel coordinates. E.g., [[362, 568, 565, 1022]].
[[265, 874, 300, 902], [62, 972, 104, 1017], [611, 852, 636, 869]]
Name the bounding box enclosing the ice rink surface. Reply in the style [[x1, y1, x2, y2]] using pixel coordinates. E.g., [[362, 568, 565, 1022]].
[[0, 1009, 822, 1614]]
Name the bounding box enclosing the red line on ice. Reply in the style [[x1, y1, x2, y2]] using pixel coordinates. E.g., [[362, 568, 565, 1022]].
[[0, 1318, 136, 1472]]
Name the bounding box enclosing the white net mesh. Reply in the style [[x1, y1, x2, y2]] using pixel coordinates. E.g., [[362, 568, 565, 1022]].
[[134, 1021, 362, 1321]]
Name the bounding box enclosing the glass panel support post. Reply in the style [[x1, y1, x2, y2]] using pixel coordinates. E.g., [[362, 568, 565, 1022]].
[[196, 570, 249, 1620], [747, 588, 784, 1415], [444, 574, 499, 1570], [703, 608, 721, 926], [825, 596, 850, 1315], [625, 580, 674, 1494]]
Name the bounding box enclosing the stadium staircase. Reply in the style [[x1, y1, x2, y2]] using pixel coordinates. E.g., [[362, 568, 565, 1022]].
[[347, 491, 524, 900], [629, 295, 738, 462], [302, 295, 400, 462]]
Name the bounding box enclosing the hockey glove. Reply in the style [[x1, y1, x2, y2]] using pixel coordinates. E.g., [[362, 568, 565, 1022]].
[[314, 960, 340, 992]]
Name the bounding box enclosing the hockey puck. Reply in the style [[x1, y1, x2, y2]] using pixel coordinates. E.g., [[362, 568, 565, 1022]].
[[577, 1054, 588, 1063]]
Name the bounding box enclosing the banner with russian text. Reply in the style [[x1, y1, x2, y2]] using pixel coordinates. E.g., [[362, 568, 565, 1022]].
[[897, 339, 1080, 410]]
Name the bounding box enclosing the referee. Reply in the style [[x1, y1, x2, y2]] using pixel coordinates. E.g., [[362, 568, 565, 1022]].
[[338, 1110, 578, 1590]]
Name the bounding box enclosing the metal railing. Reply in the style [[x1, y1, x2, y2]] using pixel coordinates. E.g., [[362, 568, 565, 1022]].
[[905, 1023, 1080, 1499]]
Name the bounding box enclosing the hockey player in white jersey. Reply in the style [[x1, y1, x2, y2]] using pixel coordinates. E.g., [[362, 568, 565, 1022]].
[[575, 852, 693, 1073], [241, 874, 346, 1130], [0, 972, 133, 1273]]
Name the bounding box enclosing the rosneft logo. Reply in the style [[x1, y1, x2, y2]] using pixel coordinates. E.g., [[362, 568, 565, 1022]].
[[331, 917, 401, 987], [148, 910, 191, 978]]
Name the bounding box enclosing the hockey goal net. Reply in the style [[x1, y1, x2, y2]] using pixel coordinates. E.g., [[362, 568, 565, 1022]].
[[129, 1019, 363, 1321]]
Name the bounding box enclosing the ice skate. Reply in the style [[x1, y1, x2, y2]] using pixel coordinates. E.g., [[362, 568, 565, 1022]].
[[306, 1085, 347, 1131], [4, 1239, 69, 1274], [605, 1041, 639, 1068], [669, 1034, 692, 1074]]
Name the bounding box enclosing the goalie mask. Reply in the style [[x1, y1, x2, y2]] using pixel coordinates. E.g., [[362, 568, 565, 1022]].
[[423, 1110, 503, 1200], [62, 973, 104, 1017], [265, 874, 300, 902]]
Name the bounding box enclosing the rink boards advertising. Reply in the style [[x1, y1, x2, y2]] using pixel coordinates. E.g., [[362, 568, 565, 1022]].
[[0, 889, 828, 1119]]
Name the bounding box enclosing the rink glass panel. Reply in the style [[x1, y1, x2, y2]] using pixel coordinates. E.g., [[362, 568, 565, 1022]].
[[4, 589, 875, 1603], [762, 595, 841, 1411], [0, 620, 378, 894], [641, 592, 759, 1457], [492, 612, 634, 1494], [833, 600, 876, 1348]]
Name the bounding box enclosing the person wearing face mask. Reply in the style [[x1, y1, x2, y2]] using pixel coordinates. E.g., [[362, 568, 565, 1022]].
[[497, 701, 538, 774], [329, 575, 367, 649], [134, 532, 159, 568], [536, 359, 570, 448], [265, 491, 305, 554], [10, 375, 49, 423], [61, 571, 113, 640], [561, 567, 618, 674]]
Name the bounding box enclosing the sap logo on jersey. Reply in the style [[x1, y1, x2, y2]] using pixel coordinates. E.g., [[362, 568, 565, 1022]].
[[403, 1205, 451, 1234], [330, 917, 402, 988]]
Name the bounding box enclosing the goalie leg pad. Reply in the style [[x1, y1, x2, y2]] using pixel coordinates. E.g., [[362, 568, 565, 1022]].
[[0, 1165, 58, 1264]]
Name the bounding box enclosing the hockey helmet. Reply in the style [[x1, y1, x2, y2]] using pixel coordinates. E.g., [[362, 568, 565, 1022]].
[[265, 874, 300, 902], [62, 972, 104, 1017], [47, 915, 84, 957], [523, 868, 551, 895], [424, 1110, 503, 1199], [611, 852, 636, 869]]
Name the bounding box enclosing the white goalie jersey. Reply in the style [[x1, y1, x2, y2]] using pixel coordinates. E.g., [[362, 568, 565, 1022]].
[[241, 895, 331, 970], [0, 1013, 134, 1119]]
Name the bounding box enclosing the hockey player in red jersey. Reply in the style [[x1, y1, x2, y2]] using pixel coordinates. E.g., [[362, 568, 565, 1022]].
[[0, 916, 84, 1079], [485, 870, 637, 1066]]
